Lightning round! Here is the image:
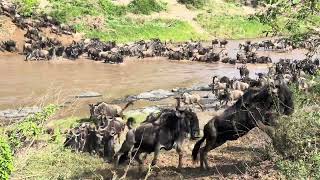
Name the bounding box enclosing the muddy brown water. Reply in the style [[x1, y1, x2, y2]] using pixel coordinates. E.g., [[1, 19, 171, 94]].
[[0, 40, 307, 117]]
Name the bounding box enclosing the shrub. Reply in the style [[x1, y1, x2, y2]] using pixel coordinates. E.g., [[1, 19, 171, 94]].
[[7, 104, 59, 151], [49, 0, 101, 23], [99, 0, 127, 16], [0, 137, 13, 180], [128, 0, 166, 15], [271, 75, 320, 179], [16, 0, 39, 16]]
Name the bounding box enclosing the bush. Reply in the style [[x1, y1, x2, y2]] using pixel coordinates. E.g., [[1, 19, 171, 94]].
[[7, 104, 59, 151], [178, 0, 206, 8], [0, 137, 13, 180], [16, 0, 39, 16], [99, 0, 126, 16], [128, 0, 166, 15], [49, 0, 102, 23], [271, 75, 320, 179]]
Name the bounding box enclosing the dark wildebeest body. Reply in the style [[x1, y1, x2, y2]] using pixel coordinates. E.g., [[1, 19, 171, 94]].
[[192, 84, 294, 169], [114, 107, 200, 169], [238, 65, 250, 78]]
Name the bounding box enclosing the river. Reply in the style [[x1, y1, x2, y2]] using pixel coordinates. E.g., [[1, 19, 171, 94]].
[[0, 40, 307, 117]]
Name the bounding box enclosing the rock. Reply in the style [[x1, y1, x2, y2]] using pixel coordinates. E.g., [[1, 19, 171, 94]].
[[135, 89, 175, 101], [200, 98, 216, 105], [74, 91, 102, 98], [190, 84, 211, 91], [0, 106, 42, 125]]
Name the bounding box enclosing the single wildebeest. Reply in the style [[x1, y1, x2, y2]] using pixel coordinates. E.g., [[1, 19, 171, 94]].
[[114, 100, 200, 169], [219, 39, 228, 48], [211, 39, 219, 47], [25, 49, 51, 61], [192, 83, 294, 169], [181, 92, 204, 111], [97, 117, 127, 162], [1, 40, 17, 52], [89, 101, 134, 125], [238, 65, 250, 78], [168, 50, 184, 60]]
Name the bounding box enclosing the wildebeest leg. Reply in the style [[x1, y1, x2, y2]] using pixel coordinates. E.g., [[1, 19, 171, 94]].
[[106, 137, 115, 162], [200, 138, 216, 170], [176, 137, 184, 169], [134, 151, 144, 172], [151, 142, 161, 166]]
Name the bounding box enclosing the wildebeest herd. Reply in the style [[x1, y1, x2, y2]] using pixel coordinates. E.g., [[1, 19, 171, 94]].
[[2, 1, 317, 65], [63, 57, 318, 171], [2, 0, 320, 173]]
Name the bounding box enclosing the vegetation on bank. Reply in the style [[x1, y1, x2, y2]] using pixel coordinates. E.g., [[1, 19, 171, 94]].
[[0, 137, 13, 180], [75, 18, 204, 42], [6, 104, 59, 151], [255, 0, 320, 43], [197, 15, 268, 39], [14, 0, 207, 42], [271, 74, 320, 179], [195, 0, 268, 39]]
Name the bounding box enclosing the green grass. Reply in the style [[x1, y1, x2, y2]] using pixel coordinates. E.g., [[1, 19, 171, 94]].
[[15, 0, 39, 16], [11, 143, 112, 179], [75, 18, 206, 43], [197, 14, 269, 39], [15, 0, 204, 42]]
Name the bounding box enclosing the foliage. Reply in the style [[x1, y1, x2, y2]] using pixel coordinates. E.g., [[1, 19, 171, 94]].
[[128, 0, 167, 15], [255, 0, 320, 40], [15, 0, 39, 16], [98, 0, 127, 16], [197, 14, 268, 39], [6, 104, 59, 151], [0, 137, 13, 180], [271, 75, 320, 179], [49, 0, 102, 23], [178, 0, 207, 8]]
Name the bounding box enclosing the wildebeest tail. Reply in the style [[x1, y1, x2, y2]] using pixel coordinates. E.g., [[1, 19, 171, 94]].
[[192, 135, 206, 161], [120, 100, 135, 115]]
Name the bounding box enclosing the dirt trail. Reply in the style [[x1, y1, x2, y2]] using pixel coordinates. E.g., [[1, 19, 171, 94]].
[[0, 15, 26, 51]]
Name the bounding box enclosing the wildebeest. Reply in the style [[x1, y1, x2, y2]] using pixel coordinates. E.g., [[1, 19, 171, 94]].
[[181, 92, 204, 111], [1, 40, 16, 52], [238, 65, 250, 78], [219, 39, 228, 48], [168, 50, 184, 60], [25, 49, 51, 60], [104, 52, 124, 64], [192, 83, 294, 169], [89, 101, 134, 125], [114, 100, 200, 169]]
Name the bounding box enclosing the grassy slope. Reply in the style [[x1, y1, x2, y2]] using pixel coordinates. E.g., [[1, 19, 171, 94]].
[[15, 0, 269, 42], [196, 0, 269, 39]]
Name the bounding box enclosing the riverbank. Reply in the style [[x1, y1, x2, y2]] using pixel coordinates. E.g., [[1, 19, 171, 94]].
[[1, 0, 268, 43]]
